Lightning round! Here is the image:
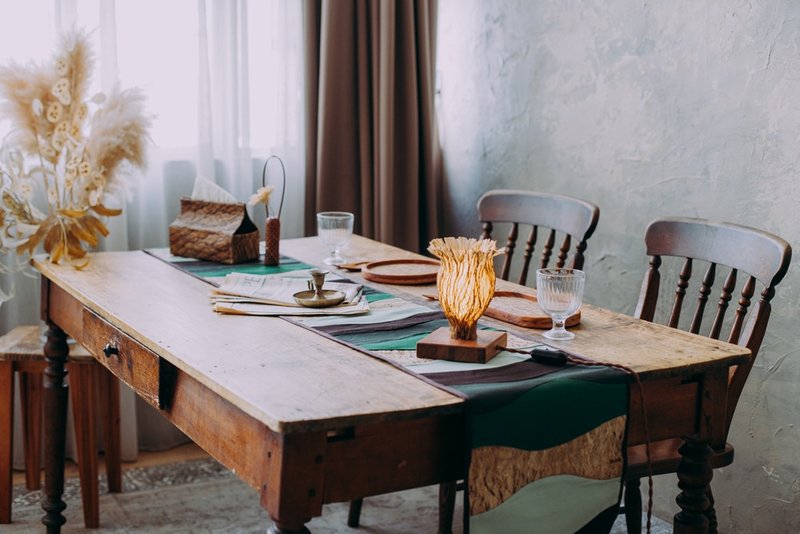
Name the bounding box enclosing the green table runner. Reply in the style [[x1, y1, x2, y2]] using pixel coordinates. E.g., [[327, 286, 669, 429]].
[[146, 249, 629, 533]]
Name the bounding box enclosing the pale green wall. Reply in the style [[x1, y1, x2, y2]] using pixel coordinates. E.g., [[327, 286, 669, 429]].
[[437, 1, 800, 531]]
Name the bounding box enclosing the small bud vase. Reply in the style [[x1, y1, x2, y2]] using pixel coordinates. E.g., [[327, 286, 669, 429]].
[[264, 216, 280, 266]]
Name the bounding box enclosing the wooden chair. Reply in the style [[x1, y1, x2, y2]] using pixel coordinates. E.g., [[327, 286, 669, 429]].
[[477, 189, 600, 283], [622, 217, 792, 533], [0, 325, 122, 528], [347, 190, 601, 532]]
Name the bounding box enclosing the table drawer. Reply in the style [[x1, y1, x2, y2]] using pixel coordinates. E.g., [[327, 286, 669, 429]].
[[82, 308, 169, 409]]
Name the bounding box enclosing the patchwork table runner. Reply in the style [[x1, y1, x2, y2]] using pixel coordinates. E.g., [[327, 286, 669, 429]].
[[147, 250, 630, 533]]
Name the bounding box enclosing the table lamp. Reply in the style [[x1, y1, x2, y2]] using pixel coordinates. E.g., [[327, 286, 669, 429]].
[[417, 237, 507, 363]]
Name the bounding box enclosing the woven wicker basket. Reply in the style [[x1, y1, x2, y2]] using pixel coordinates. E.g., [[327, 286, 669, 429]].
[[169, 198, 259, 264]]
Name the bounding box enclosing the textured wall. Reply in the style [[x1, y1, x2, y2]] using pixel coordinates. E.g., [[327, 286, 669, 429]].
[[437, 1, 800, 531]]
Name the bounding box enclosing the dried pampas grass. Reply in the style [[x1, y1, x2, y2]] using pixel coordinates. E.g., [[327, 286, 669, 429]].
[[0, 28, 151, 290]]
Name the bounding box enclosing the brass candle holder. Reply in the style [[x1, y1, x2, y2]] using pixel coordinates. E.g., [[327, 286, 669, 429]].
[[416, 237, 507, 363]]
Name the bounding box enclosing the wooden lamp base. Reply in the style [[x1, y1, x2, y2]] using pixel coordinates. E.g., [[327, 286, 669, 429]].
[[416, 327, 507, 364]]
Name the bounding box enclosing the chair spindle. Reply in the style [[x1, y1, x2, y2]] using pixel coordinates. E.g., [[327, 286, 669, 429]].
[[669, 258, 693, 328], [480, 221, 493, 241], [500, 223, 519, 281], [518, 227, 538, 285], [728, 275, 756, 345], [574, 239, 588, 270], [709, 269, 737, 340], [690, 263, 717, 334], [556, 235, 571, 269], [540, 229, 556, 269]]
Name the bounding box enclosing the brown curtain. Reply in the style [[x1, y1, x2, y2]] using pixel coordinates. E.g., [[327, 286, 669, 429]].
[[303, 0, 442, 253]]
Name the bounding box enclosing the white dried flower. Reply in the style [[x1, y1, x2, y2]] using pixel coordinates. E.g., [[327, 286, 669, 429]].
[[248, 185, 274, 206], [31, 99, 43, 116], [88, 188, 101, 206], [74, 103, 88, 122], [54, 121, 69, 136], [51, 78, 71, 105], [55, 57, 69, 76], [46, 101, 63, 123], [51, 133, 65, 151], [15, 181, 34, 200], [78, 160, 91, 176]]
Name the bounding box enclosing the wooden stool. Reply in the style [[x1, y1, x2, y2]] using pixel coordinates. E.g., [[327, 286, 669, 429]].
[[0, 325, 122, 528]]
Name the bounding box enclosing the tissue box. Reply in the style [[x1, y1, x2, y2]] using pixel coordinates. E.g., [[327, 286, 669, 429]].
[[169, 198, 259, 264]]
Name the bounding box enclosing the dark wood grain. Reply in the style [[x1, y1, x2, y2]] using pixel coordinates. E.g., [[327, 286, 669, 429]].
[[71, 363, 99, 528], [20, 372, 43, 491], [42, 322, 69, 533]]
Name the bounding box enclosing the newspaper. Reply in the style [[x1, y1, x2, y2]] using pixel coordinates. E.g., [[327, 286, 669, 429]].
[[210, 273, 369, 316], [212, 295, 370, 316]]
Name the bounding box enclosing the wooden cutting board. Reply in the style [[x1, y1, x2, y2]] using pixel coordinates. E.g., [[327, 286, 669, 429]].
[[485, 291, 581, 329], [362, 259, 440, 285]]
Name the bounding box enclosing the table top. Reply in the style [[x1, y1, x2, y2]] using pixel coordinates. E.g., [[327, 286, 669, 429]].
[[33, 235, 750, 435], [285, 236, 750, 376]]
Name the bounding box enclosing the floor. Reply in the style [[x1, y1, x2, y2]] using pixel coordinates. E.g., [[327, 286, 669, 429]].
[[7, 443, 672, 533]]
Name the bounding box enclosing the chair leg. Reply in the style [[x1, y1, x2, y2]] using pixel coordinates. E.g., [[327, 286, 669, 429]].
[[624, 478, 642, 534], [20, 371, 43, 491], [347, 498, 363, 527], [98, 367, 122, 493], [0, 362, 14, 524], [705, 485, 718, 534], [71, 363, 99, 528], [438, 481, 457, 534]]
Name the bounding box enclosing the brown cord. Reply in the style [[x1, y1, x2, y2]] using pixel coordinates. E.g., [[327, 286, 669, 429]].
[[500, 346, 654, 534]]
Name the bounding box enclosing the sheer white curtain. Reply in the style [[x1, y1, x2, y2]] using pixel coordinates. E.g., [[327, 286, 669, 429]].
[[1, 0, 305, 466]]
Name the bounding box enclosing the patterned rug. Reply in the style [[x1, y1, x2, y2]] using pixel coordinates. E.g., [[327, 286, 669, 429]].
[[8, 457, 669, 533]]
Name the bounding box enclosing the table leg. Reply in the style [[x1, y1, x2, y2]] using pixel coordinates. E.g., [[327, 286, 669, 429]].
[[41, 323, 69, 534], [673, 436, 713, 534], [98, 367, 122, 493], [20, 371, 43, 491], [438, 480, 458, 534]]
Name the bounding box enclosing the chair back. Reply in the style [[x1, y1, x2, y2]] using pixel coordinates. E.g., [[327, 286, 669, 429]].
[[477, 190, 600, 285], [635, 217, 792, 429]]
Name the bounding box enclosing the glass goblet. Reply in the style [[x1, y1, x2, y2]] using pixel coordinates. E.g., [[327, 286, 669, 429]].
[[536, 268, 585, 340], [316, 211, 354, 265]]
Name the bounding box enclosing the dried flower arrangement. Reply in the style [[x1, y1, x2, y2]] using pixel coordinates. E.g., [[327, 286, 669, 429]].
[[248, 185, 274, 211], [0, 29, 150, 297]]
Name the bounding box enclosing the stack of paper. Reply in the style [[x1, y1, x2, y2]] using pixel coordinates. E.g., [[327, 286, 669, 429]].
[[210, 273, 370, 316]]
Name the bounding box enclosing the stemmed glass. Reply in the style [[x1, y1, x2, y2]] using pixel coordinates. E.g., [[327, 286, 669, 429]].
[[316, 212, 354, 265], [536, 268, 585, 340]]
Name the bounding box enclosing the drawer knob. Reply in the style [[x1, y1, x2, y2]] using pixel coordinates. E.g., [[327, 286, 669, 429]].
[[103, 343, 119, 358]]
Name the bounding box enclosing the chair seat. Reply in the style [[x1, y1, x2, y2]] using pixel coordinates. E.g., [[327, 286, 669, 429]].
[[625, 438, 735, 479], [0, 325, 93, 362]]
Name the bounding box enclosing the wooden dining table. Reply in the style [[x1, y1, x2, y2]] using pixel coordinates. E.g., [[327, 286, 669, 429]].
[[34, 235, 749, 533]]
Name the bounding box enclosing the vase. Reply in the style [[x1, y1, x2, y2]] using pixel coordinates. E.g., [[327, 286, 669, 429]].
[[428, 237, 498, 340], [264, 216, 280, 266]]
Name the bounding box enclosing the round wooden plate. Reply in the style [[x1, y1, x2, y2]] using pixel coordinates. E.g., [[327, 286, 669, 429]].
[[485, 291, 581, 329], [361, 258, 440, 285]]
